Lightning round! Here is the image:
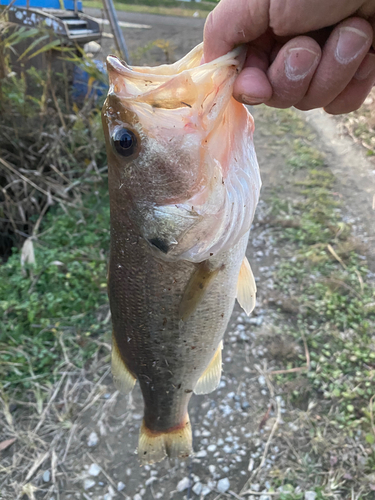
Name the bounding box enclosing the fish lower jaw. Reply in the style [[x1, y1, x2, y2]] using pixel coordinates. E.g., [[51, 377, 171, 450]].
[[138, 416, 192, 465]]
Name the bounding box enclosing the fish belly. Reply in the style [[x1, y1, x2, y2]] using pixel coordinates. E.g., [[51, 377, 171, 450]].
[[108, 212, 249, 462]]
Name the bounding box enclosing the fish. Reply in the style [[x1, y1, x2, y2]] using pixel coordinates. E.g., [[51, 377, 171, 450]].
[[101, 42, 261, 465]]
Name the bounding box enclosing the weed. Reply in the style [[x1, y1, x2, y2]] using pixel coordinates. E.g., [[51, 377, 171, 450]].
[[0, 188, 110, 394]]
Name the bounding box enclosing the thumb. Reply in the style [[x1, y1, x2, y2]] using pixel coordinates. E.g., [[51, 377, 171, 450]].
[[203, 0, 270, 63]]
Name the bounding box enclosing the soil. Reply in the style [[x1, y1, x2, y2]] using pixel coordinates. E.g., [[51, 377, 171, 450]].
[[3, 10, 375, 500]]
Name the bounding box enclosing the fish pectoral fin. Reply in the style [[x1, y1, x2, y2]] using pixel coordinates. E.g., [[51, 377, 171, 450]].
[[179, 261, 221, 322], [236, 256, 257, 316], [194, 341, 222, 395], [111, 334, 136, 394], [138, 416, 192, 465]]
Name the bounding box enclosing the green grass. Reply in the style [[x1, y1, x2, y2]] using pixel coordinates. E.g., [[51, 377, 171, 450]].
[[272, 111, 375, 423], [255, 108, 375, 495], [247, 106, 375, 495], [0, 187, 111, 395], [83, 0, 212, 17]]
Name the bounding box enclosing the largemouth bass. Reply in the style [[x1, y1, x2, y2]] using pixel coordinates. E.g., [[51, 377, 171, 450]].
[[102, 43, 261, 465]]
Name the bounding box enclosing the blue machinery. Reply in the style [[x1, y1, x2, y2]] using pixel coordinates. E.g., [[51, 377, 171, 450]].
[[0, 0, 130, 62]]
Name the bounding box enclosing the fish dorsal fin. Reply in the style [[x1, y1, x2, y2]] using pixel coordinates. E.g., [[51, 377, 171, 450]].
[[236, 256, 257, 316], [111, 333, 137, 394], [179, 261, 221, 322], [194, 341, 223, 395]]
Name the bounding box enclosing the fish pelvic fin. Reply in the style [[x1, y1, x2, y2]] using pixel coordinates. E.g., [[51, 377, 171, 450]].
[[111, 333, 136, 394], [194, 341, 222, 395], [138, 416, 192, 465], [179, 261, 221, 322], [236, 256, 257, 316]]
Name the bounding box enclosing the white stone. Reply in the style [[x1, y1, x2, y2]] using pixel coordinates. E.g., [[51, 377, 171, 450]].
[[208, 465, 216, 474], [258, 375, 266, 387], [87, 431, 99, 447], [196, 450, 207, 458], [177, 477, 191, 492], [117, 481, 125, 491], [88, 463, 101, 476], [84, 41, 101, 54], [201, 485, 212, 496], [42, 470, 50, 482], [83, 479, 95, 490], [305, 493, 317, 500], [193, 482, 203, 495], [207, 444, 217, 452], [145, 477, 157, 486], [133, 495, 142, 500], [217, 478, 230, 493]]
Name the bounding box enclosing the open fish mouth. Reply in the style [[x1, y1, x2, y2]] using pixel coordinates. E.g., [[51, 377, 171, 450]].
[[103, 44, 261, 263]]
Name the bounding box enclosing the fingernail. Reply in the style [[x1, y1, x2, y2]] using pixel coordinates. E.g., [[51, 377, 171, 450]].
[[285, 48, 319, 81], [354, 52, 375, 80], [336, 27, 368, 64], [240, 94, 265, 105]]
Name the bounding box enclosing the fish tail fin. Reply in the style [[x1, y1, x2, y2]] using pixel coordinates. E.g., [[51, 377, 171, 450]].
[[138, 415, 192, 465]]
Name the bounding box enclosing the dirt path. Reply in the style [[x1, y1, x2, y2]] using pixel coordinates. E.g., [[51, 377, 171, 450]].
[[3, 12, 374, 500], [83, 8, 205, 64]]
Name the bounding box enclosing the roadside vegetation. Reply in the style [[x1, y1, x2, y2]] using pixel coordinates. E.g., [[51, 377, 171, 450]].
[[83, 0, 214, 17], [245, 106, 375, 498], [340, 87, 375, 157]]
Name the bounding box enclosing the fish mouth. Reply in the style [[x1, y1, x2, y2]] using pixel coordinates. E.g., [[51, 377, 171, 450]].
[[106, 43, 245, 110]]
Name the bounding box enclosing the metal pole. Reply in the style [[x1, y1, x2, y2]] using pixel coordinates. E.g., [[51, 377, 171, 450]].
[[74, 0, 78, 14], [102, 0, 131, 64]]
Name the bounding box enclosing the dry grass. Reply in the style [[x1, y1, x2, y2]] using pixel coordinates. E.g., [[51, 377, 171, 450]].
[[0, 341, 118, 499], [338, 87, 375, 157]]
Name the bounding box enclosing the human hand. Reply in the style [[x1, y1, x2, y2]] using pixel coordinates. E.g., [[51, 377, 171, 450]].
[[203, 0, 375, 114]]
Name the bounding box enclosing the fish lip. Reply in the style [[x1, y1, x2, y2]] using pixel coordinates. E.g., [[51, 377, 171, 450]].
[[106, 43, 245, 84], [106, 54, 130, 76]]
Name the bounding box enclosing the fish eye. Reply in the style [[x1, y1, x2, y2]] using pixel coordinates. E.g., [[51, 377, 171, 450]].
[[112, 128, 138, 157]]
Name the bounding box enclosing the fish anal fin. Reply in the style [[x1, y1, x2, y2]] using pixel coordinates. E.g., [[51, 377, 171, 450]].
[[236, 256, 256, 316], [138, 416, 192, 465], [194, 341, 222, 395], [179, 260, 221, 322], [111, 334, 136, 394]]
